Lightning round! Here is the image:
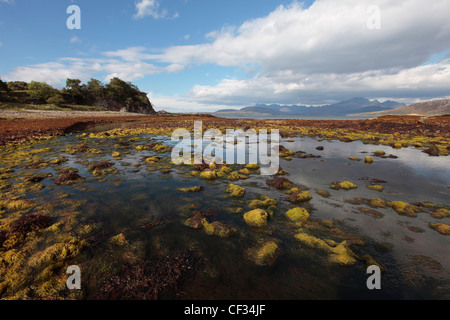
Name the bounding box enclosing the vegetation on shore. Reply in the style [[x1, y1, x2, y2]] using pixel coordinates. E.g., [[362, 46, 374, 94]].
[[0, 78, 155, 114]]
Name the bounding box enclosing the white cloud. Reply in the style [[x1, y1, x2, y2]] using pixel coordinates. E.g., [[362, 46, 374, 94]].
[[185, 60, 450, 106], [70, 36, 81, 44], [154, 0, 450, 74], [0, 0, 14, 4], [133, 0, 170, 19], [5, 57, 165, 87]]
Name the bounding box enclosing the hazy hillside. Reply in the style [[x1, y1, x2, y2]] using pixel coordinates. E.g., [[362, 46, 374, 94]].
[[214, 98, 404, 118], [351, 99, 450, 117]]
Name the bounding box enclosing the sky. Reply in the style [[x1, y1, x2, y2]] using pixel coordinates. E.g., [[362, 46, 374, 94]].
[[0, 0, 449, 112]]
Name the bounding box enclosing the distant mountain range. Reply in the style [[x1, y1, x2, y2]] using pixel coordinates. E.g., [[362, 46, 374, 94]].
[[213, 97, 405, 118], [350, 99, 450, 117]]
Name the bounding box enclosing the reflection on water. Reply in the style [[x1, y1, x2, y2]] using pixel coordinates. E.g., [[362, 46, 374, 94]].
[[0, 130, 449, 300]]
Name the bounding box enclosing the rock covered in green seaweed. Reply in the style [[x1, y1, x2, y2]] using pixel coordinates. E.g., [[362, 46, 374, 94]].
[[387, 201, 420, 217], [331, 181, 357, 190], [294, 233, 356, 266], [285, 207, 310, 223], [430, 223, 450, 235], [249, 241, 280, 266], [243, 209, 269, 228], [225, 184, 246, 198], [287, 191, 312, 203]]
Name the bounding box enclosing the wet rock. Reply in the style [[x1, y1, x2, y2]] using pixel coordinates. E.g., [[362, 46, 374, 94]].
[[331, 181, 357, 190], [248, 195, 277, 209], [316, 146, 324, 151], [293, 151, 321, 159], [367, 185, 384, 192], [315, 189, 330, 198], [287, 191, 312, 203], [245, 163, 260, 170], [88, 160, 115, 171], [369, 198, 387, 208], [24, 173, 53, 183], [185, 212, 205, 229], [373, 150, 386, 156], [387, 201, 420, 217], [423, 146, 440, 157], [250, 241, 280, 266], [199, 170, 218, 180], [238, 168, 251, 176], [244, 209, 269, 228], [430, 223, 450, 235], [278, 145, 294, 158], [9, 214, 52, 235], [178, 186, 205, 193], [223, 170, 238, 181], [285, 207, 310, 223], [143, 156, 161, 164], [110, 233, 128, 246], [294, 233, 356, 266], [430, 208, 450, 219], [267, 177, 293, 190], [225, 184, 246, 198], [53, 168, 84, 185], [202, 220, 237, 238], [364, 156, 374, 164]]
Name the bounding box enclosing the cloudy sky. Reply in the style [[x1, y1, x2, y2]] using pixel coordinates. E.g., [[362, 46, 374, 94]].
[[0, 0, 449, 112]]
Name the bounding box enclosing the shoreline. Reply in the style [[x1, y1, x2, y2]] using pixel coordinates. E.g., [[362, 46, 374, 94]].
[[0, 110, 449, 146]]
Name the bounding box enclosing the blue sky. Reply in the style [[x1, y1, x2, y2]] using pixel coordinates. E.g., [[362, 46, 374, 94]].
[[1, 0, 449, 112]]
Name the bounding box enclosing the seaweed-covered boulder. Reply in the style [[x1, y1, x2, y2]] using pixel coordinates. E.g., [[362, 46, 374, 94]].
[[430, 223, 450, 235], [367, 185, 384, 192], [287, 191, 312, 203], [244, 209, 269, 228], [331, 181, 357, 190], [53, 168, 84, 185], [285, 207, 310, 223], [246, 163, 260, 170], [199, 170, 218, 180], [369, 198, 387, 208], [250, 241, 280, 266], [387, 201, 420, 217], [267, 177, 293, 190], [294, 233, 356, 266], [248, 195, 277, 209], [202, 220, 237, 238], [9, 214, 52, 235], [364, 156, 374, 164], [226, 184, 246, 198], [178, 186, 205, 193]]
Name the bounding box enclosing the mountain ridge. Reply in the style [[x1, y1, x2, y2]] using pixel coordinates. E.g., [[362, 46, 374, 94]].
[[214, 97, 405, 118]]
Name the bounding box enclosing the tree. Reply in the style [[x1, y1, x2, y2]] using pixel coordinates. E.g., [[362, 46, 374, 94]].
[[28, 81, 59, 104], [0, 79, 8, 101], [105, 77, 139, 104], [63, 78, 87, 104], [46, 94, 65, 106], [6, 81, 28, 91], [86, 78, 105, 105], [0, 79, 8, 92]]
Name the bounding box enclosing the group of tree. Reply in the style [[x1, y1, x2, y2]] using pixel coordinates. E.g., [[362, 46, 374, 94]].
[[0, 77, 155, 114]]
